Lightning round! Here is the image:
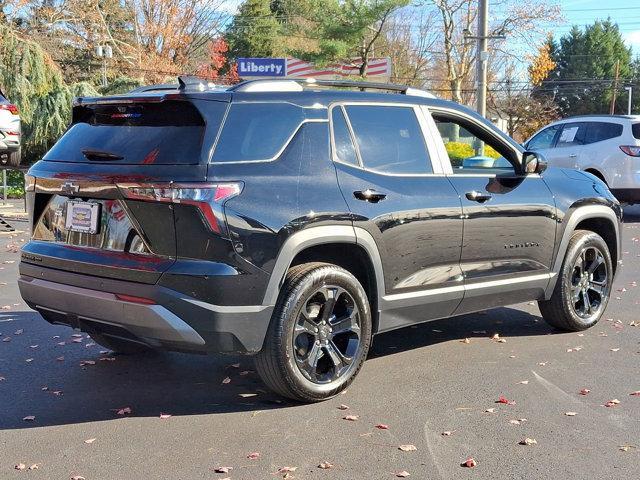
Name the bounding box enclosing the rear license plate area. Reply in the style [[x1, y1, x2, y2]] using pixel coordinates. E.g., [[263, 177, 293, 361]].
[[65, 201, 101, 234]]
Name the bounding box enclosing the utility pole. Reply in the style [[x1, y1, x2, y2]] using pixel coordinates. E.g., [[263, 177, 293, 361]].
[[610, 59, 620, 115], [464, 0, 505, 119], [476, 0, 489, 118], [625, 85, 633, 115]]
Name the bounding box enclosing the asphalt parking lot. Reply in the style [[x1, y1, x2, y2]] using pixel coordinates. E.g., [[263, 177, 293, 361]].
[[1, 204, 639, 479]]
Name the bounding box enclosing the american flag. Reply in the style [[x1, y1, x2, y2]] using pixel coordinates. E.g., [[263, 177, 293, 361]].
[[285, 58, 391, 79]]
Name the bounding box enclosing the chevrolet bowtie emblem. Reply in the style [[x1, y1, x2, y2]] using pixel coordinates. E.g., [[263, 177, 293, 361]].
[[61, 182, 80, 195]]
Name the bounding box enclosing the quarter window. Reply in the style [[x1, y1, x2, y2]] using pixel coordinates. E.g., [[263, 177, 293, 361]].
[[633, 123, 640, 140], [343, 105, 432, 174], [584, 122, 623, 143], [331, 107, 358, 165], [212, 103, 305, 162], [527, 125, 561, 150]]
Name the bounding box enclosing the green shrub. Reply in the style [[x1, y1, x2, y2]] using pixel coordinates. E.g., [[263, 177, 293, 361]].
[[445, 141, 501, 167], [1, 170, 25, 198]]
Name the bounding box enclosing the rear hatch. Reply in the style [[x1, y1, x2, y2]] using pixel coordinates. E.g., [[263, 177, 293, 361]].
[[24, 92, 230, 283]]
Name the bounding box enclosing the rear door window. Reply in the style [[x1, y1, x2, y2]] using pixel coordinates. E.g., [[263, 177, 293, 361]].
[[343, 105, 432, 174], [584, 122, 623, 143], [212, 103, 305, 162], [556, 122, 587, 147], [631, 123, 640, 140], [44, 100, 223, 165]]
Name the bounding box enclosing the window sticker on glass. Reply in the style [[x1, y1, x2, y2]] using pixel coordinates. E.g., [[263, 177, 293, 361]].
[[559, 126, 579, 143]]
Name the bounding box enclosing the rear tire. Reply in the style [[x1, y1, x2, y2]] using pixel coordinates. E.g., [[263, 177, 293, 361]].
[[0, 149, 21, 168], [89, 333, 151, 355], [255, 262, 372, 402], [539, 230, 612, 331]]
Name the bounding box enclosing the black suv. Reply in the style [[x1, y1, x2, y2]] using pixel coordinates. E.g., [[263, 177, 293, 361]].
[[19, 78, 622, 402]]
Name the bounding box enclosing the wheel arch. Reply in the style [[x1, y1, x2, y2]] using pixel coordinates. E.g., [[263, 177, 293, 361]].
[[262, 226, 385, 332], [546, 205, 620, 298], [583, 168, 608, 185]]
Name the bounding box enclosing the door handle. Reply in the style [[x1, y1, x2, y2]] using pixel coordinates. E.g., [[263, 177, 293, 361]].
[[465, 190, 492, 203], [354, 189, 387, 203]]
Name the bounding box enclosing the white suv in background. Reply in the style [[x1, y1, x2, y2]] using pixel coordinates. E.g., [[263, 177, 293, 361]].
[[0, 89, 21, 168], [525, 115, 640, 204]]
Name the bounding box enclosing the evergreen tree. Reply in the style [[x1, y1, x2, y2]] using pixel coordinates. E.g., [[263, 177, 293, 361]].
[[542, 20, 632, 115], [225, 0, 283, 59]]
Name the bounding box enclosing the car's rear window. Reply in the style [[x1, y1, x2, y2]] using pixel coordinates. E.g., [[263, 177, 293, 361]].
[[212, 103, 305, 162], [633, 123, 640, 140], [44, 100, 225, 165]]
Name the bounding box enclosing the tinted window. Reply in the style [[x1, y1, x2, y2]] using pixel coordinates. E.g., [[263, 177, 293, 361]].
[[344, 105, 431, 174], [585, 122, 623, 143], [633, 123, 640, 140], [434, 118, 515, 174], [556, 122, 587, 147], [331, 107, 357, 165], [213, 103, 305, 162], [527, 125, 560, 149], [44, 100, 218, 165]]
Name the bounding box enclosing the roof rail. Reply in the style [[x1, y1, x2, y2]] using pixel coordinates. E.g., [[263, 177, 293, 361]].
[[231, 78, 435, 98]]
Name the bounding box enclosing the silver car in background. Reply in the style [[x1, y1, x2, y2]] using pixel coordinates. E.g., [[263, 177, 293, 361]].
[[525, 115, 640, 205], [0, 89, 21, 168]]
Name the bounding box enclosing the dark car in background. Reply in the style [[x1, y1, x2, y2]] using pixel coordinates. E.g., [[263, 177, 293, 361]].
[[18, 77, 621, 402]]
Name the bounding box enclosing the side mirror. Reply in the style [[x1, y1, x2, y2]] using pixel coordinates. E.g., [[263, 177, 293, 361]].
[[522, 150, 548, 174]]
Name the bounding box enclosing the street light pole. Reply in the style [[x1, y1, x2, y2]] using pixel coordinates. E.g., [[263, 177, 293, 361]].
[[625, 85, 633, 115]]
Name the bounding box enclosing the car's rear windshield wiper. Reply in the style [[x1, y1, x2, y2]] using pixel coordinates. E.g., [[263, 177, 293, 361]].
[[81, 149, 124, 161]]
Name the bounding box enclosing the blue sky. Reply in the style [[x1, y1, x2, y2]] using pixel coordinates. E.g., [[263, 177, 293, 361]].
[[557, 0, 640, 52]]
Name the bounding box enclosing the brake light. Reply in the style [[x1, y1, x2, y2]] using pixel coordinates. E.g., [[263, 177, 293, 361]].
[[117, 182, 242, 234], [0, 104, 19, 115], [620, 145, 640, 157]]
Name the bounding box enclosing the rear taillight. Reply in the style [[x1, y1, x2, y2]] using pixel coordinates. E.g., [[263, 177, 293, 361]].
[[0, 104, 19, 115], [620, 145, 640, 157], [115, 293, 156, 305], [117, 182, 242, 234]]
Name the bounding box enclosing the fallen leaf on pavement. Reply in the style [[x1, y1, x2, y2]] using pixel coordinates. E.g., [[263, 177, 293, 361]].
[[441, 430, 455, 436], [115, 407, 132, 415], [22, 415, 35, 421], [337, 404, 349, 410], [375, 423, 389, 430], [604, 399, 620, 407], [14, 329, 23, 335], [15, 463, 26, 470], [318, 461, 333, 469], [461, 338, 470, 344], [84, 438, 96, 444], [159, 413, 171, 419], [247, 452, 260, 459], [214, 466, 232, 473], [565, 412, 577, 416], [238, 393, 257, 398], [70, 476, 86, 480], [497, 395, 515, 405], [394, 471, 410, 477], [619, 445, 637, 452], [629, 391, 640, 396], [485, 408, 496, 413], [519, 380, 529, 385], [278, 466, 297, 473], [398, 445, 417, 451], [343, 415, 359, 421], [610, 348, 620, 352], [464, 458, 477, 468], [579, 388, 591, 395], [221, 376, 231, 384], [28, 464, 39, 470], [520, 438, 537, 446]]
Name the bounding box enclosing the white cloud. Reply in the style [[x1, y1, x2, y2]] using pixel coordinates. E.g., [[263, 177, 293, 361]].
[[623, 31, 640, 50]]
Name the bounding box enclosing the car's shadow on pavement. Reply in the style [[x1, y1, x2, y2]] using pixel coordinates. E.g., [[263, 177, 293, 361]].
[[0, 306, 551, 430]]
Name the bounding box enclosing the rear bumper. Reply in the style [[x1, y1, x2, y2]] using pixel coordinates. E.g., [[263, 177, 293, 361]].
[[18, 263, 273, 354], [610, 188, 640, 205]]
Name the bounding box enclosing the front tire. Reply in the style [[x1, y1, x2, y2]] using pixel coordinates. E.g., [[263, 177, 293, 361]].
[[255, 262, 372, 402], [539, 230, 613, 331]]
